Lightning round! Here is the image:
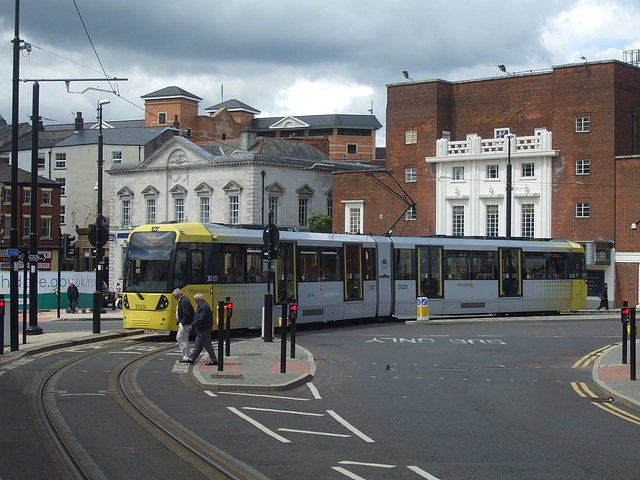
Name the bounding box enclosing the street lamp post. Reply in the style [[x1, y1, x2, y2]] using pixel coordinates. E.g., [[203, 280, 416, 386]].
[[93, 99, 109, 334], [505, 134, 514, 239]]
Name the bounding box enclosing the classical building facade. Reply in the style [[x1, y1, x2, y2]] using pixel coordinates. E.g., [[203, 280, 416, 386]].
[[333, 57, 640, 307], [106, 131, 373, 285]]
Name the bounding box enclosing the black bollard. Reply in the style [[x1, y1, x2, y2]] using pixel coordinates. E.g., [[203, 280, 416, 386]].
[[280, 302, 287, 374], [217, 300, 224, 372]]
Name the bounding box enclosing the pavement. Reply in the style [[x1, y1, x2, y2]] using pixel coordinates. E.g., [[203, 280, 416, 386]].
[[2, 310, 640, 410], [0, 310, 316, 392]]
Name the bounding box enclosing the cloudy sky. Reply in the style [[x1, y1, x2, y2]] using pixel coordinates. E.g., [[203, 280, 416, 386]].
[[2, 0, 640, 146]]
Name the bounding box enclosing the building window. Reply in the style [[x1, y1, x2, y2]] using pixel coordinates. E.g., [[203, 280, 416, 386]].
[[576, 116, 590, 133], [147, 198, 156, 224], [23, 216, 31, 238], [347, 144, 357, 155], [405, 205, 417, 221], [122, 200, 131, 227], [405, 168, 417, 183], [112, 151, 122, 164], [174, 197, 185, 222], [576, 202, 590, 218], [494, 128, 510, 138], [327, 193, 333, 217], [228, 195, 239, 225], [453, 206, 464, 236], [23, 189, 31, 205], [200, 196, 210, 223], [522, 163, 535, 177], [522, 204, 534, 238], [576, 159, 590, 175], [298, 198, 309, 227], [41, 217, 51, 238], [405, 129, 417, 144], [56, 178, 66, 196], [4, 217, 11, 237], [268, 196, 279, 224], [158, 113, 166, 124], [452, 166, 464, 181], [60, 205, 66, 225], [349, 207, 361, 233], [486, 164, 499, 179], [343, 201, 364, 234], [486, 205, 499, 237], [54, 153, 66, 169], [42, 190, 52, 206], [4, 187, 11, 204], [38, 153, 45, 170]]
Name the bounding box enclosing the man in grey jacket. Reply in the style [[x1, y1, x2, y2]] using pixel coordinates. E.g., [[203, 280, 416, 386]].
[[186, 293, 218, 366]]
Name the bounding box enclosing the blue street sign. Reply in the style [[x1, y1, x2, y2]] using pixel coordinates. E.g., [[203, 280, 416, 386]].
[[7, 248, 18, 256]]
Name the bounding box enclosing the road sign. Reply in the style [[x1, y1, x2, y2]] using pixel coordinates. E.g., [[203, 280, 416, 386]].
[[88, 224, 109, 247], [263, 223, 280, 249], [7, 248, 18, 256]]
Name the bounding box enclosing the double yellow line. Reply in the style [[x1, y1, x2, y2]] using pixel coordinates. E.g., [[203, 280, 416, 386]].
[[571, 381, 640, 426], [572, 344, 617, 369]]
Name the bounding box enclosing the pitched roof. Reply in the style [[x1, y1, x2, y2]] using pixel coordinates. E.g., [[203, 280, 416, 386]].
[[204, 99, 261, 114], [55, 127, 175, 147], [141, 86, 202, 101], [250, 113, 382, 130], [0, 161, 61, 186], [199, 137, 330, 160]]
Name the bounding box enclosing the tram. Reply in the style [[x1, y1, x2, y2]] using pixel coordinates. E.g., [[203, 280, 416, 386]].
[[121, 222, 587, 331]]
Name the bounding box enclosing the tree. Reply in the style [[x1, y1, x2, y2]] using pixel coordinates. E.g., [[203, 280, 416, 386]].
[[308, 212, 332, 232]]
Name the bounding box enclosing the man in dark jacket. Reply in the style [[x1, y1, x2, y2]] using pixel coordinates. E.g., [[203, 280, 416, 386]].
[[67, 281, 79, 313], [186, 293, 217, 365], [173, 288, 194, 363]]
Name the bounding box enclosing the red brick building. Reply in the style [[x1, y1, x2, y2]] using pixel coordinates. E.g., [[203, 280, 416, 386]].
[[0, 162, 62, 270], [333, 58, 640, 307]]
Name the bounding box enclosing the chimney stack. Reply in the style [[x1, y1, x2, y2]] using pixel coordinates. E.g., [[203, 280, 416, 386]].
[[75, 112, 84, 131], [240, 130, 256, 151]]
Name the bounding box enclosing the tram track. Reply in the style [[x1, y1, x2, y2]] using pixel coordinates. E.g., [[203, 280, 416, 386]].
[[24, 336, 269, 480]]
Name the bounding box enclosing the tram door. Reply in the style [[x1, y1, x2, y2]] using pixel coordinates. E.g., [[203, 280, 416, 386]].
[[499, 248, 521, 296], [344, 244, 363, 300], [275, 242, 296, 303]]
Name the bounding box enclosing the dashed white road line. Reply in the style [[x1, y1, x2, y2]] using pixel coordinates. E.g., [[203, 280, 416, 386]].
[[242, 406, 325, 416], [219, 391, 309, 401], [278, 428, 351, 438], [307, 381, 322, 399]]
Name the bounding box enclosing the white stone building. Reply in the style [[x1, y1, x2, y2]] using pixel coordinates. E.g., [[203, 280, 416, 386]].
[[107, 131, 373, 285], [425, 130, 556, 238]]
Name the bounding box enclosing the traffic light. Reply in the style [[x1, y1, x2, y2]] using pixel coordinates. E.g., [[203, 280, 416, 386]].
[[64, 234, 76, 261], [0, 294, 4, 318], [288, 303, 297, 322], [225, 299, 233, 318], [622, 306, 630, 323]]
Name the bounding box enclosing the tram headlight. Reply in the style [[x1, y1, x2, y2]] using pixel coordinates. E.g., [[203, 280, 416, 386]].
[[156, 295, 169, 310]]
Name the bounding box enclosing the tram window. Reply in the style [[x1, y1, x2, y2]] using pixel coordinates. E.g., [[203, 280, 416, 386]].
[[299, 247, 320, 281], [395, 249, 416, 280], [174, 248, 188, 288], [472, 251, 496, 280], [320, 248, 342, 281], [524, 253, 545, 279], [190, 244, 205, 284], [222, 245, 244, 283], [446, 251, 469, 280], [363, 248, 376, 280], [246, 248, 266, 283], [546, 253, 566, 279], [567, 252, 587, 280]]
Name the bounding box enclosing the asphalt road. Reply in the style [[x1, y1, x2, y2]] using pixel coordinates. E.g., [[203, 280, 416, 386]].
[[5, 315, 640, 479], [139, 317, 636, 480]]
